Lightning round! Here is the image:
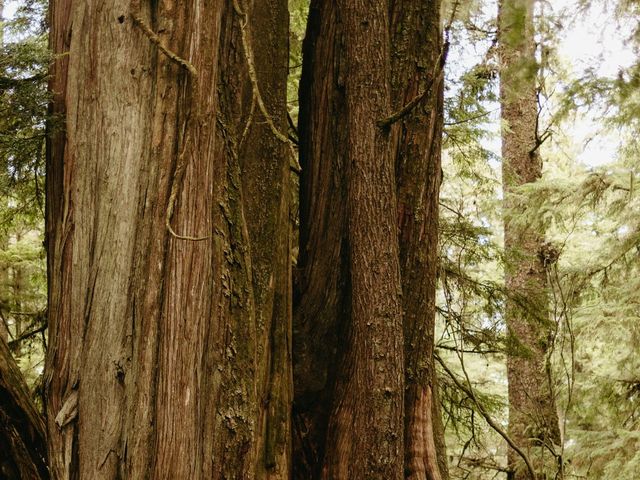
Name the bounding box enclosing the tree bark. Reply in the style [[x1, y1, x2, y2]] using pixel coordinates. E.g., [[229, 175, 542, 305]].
[[0, 337, 48, 480], [293, 1, 405, 479], [294, 1, 449, 478], [292, 2, 348, 477], [45, 1, 291, 478], [498, 1, 561, 478], [389, 1, 448, 478]]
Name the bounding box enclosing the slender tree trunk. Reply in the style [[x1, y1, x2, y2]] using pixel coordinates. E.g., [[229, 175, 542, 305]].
[[0, 337, 48, 479], [10, 233, 25, 356], [0, 236, 8, 343], [45, 1, 291, 478], [498, 1, 561, 478], [389, 1, 448, 479], [293, 1, 405, 479]]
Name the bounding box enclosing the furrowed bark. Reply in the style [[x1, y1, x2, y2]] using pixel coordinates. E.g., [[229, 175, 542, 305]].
[[389, 1, 447, 479], [292, 2, 349, 477], [45, 0, 291, 478], [0, 337, 48, 480], [294, 1, 404, 478], [216, 1, 292, 477], [322, 2, 404, 478], [498, 1, 561, 478]]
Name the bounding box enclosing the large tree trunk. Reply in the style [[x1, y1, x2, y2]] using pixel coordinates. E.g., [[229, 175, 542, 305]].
[[389, 1, 448, 479], [45, 0, 291, 478], [0, 337, 48, 479], [294, 1, 448, 478], [293, 1, 405, 479], [498, 1, 561, 478]]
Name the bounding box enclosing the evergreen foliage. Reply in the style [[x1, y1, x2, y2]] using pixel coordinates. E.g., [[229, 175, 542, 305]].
[[0, 0, 47, 394]]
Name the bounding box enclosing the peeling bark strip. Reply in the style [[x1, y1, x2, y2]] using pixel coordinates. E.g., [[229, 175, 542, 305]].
[[46, 0, 291, 478], [0, 338, 48, 480], [498, 1, 561, 478]]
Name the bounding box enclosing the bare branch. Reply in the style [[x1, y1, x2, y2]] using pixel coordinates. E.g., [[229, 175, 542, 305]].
[[435, 353, 537, 480]]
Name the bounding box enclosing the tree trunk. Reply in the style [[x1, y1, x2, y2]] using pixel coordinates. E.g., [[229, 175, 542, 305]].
[[0, 337, 48, 479], [498, 1, 561, 478], [293, 1, 405, 479], [0, 235, 8, 342], [389, 1, 448, 479], [294, 0, 448, 478], [45, 0, 291, 478]]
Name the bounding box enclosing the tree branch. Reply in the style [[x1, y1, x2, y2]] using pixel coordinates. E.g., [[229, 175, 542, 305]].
[[377, 44, 448, 129], [435, 353, 537, 479], [130, 2, 197, 76]]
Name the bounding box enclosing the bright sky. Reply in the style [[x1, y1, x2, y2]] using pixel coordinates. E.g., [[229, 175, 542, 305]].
[[551, 0, 635, 167], [3, 1, 17, 19], [3, 0, 635, 167]]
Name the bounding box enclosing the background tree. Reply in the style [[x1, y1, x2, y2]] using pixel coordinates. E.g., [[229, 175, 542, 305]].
[[0, 0, 48, 365], [499, 0, 561, 476]]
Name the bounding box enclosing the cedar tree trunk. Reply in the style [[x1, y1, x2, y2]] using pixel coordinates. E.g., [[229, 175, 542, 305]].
[[293, 1, 405, 479], [389, 1, 448, 479], [45, 0, 291, 478], [294, 0, 447, 479]]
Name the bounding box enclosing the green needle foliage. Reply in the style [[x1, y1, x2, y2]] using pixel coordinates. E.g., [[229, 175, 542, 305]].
[[0, 0, 48, 394]]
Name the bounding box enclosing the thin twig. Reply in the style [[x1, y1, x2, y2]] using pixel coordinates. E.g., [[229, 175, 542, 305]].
[[239, 93, 257, 149], [436, 353, 538, 479], [232, 0, 301, 172], [129, 2, 208, 241], [9, 322, 47, 349], [377, 0, 460, 128], [130, 5, 197, 76], [378, 44, 448, 128], [165, 130, 211, 242], [232, 1, 291, 142]]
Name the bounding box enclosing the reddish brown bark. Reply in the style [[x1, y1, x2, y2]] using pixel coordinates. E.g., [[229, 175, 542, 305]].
[[292, 3, 348, 478], [499, 1, 561, 478], [293, 1, 405, 479], [389, 1, 448, 479], [46, 1, 291, 478]]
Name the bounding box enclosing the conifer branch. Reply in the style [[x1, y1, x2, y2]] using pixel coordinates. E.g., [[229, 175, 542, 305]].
[[435, 353, 538, 480]]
